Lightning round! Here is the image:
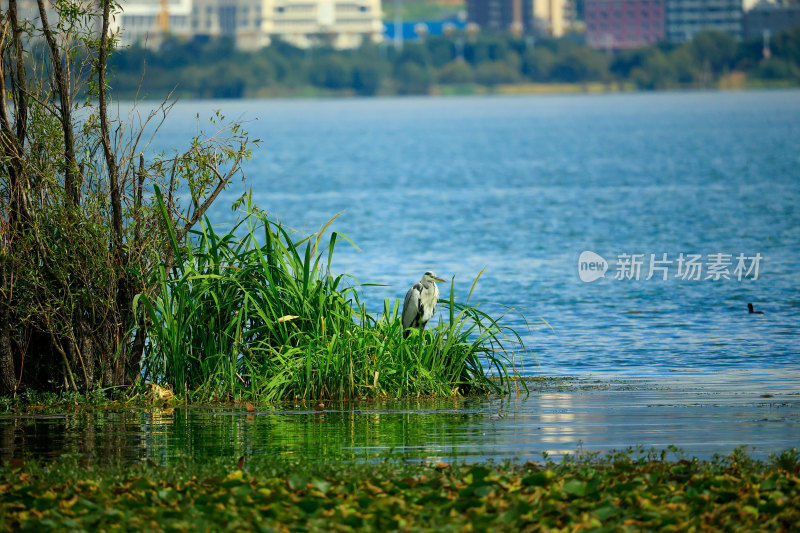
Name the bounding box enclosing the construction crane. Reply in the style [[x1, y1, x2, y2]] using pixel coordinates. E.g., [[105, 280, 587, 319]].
[[156, 0, 169, 34]]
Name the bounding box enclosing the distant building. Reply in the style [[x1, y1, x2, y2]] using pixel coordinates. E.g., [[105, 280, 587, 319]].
[[189, 0, 264, 50], [743, 0, 800, 40], [665, 0, 743, 41], [563, 0, 578, 24], [110, 0, 193, 48], [109, 0, 382, 49], [465, 0, 567, 36], [584, 0, 665, 49], [10, 0, 79, 34], [466, 0, 533, 32], [562, 0, 588, 29], [264, 0, 383, 49], [534, 0, 567, 35]]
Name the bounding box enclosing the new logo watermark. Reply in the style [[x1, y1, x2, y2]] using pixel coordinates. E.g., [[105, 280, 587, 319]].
[[578, 251, 762, 283], [578, 251, 608, 283]]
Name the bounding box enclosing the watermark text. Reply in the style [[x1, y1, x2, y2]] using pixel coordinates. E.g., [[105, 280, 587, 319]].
[[578, 251, 762, 283]]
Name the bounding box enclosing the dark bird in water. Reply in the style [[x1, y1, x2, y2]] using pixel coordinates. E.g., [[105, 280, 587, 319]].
[[748, 303, 764, 314], [402, 271, 446, 338]]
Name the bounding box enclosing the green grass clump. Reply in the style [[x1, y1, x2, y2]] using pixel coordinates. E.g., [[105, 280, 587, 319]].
[[2, 448, 798, 531], [134, 195, 526, 402]]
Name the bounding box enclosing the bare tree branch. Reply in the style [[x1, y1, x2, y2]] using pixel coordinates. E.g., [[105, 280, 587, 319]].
[[36, 0, 79, 205], [98, 0, 122, 248]]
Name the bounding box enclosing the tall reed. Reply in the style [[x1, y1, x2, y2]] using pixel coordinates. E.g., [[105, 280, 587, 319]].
[[134, 191, 528, 401]]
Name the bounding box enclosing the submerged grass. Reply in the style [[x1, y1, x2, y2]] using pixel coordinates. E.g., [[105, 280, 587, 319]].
[[134, 193, 527, 402], [1, 448, 798, 531]]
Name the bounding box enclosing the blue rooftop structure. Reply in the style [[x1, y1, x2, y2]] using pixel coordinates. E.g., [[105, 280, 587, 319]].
[[383, 20, 467, 41]]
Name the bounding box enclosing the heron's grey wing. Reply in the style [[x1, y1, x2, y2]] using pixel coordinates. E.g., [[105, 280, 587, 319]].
[[402, 283, 423, 329]]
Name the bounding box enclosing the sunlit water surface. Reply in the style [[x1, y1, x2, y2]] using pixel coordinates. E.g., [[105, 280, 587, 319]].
[[4, 91, 799, 464], [2, 374, 798, 463]]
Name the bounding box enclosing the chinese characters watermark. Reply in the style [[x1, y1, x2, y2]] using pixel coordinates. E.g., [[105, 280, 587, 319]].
[[578, 251, 762, 283]]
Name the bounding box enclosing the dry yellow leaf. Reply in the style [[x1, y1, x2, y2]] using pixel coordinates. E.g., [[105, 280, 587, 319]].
[[146, 383, 175, 402]]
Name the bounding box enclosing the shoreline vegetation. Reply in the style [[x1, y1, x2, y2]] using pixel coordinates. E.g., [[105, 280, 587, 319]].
[[0, 375, 556, 412], [108, 25, 800, 100], [0, 1, 524, 403], [237, 78, 796, 100], [1, 448, 798, 531]]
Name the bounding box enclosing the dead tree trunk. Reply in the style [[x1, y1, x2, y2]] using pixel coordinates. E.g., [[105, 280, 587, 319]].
[[0, 260, 17, 395], [0, 0, 29, 395]]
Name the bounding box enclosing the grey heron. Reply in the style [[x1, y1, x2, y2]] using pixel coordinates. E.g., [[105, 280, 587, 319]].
[[402, 271, 446, 338]]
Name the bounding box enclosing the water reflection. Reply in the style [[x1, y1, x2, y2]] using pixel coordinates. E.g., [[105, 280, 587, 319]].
[[2, 373, 798, 465], [540, 393, 579, 452]]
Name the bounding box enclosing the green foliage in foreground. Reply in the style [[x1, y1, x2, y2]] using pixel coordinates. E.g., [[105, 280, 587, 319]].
[[1, 448, 798, 531], [134, 197, 525, 402]]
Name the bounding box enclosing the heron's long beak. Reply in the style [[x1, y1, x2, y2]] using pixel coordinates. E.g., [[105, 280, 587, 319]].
[[434, 277, 447, 283]]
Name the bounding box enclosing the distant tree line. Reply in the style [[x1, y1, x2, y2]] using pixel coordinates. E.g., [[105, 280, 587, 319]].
[[110, 25, 800, 98]]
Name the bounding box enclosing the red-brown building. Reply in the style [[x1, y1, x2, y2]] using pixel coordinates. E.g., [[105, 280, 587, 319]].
[[585, 0, 665, 49]]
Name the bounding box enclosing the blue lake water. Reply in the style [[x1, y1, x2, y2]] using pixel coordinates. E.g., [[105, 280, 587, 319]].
[[148, 90, 800, 378], [3, 91, 800, 464]]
